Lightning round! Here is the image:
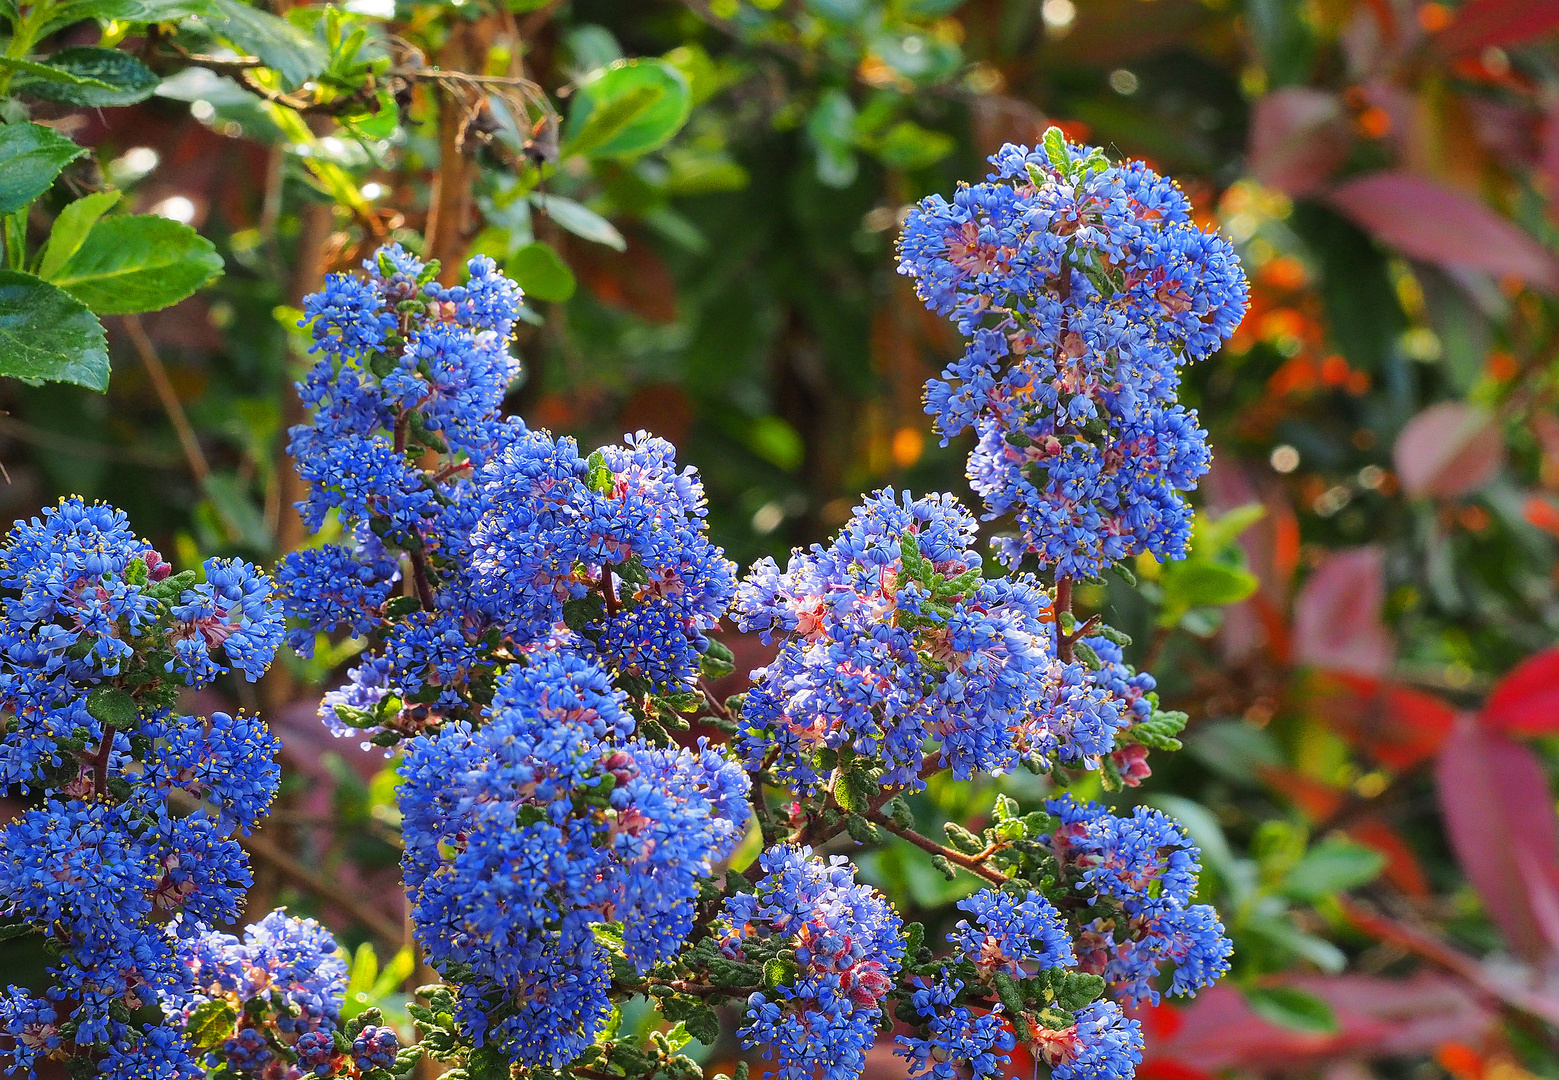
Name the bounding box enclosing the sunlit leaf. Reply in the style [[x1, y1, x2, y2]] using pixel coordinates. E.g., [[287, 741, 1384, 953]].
[[51, 215, 224, 314]]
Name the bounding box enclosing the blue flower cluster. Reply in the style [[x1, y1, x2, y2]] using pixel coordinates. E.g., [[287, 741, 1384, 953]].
[[735, 489, 1126, 792], [897, 977, 1015, 1080], [897, 134, 1248, 578], [283, 247, 734, 751], [160, 909, 354, 1076], [285, 248, 764, 1071], [469, 428, 735, 690], [281, 244, 523, 699], [398, 653, 750, 1066], [1050, 795, 1233, 1006], [949, 888, 1074, 977], [0, 499, 285, 1078], [716, 846, 904, 1080]]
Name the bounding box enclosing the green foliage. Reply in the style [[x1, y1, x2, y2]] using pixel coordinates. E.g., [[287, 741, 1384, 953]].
[[5, 47, 158, 106], [0, 123, 84, 214], [0, 270, 109, 389], [47, 216, 224, 315]]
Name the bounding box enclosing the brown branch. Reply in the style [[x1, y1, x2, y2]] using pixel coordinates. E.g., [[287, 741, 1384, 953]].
[[90, 726, 115, 799], [866, 811, 1009, 885], [408, 547, 437, 611], [242, 831, 404, 944], [1054, 575, 1073, 662]]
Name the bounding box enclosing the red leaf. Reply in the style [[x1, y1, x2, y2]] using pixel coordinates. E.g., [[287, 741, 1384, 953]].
[[1433, 0, 1559, 56], [1248, 89, 1354, 197], [1140, 975, 1491, 1072], [1292, 548, 1393, 677], [1307, 673, 1458, 770], [1482, 647, 1559, 736], [1328, 172, 1559, 293], [1436, 723, 1559, 964], [1393, 402, 1504, 499]]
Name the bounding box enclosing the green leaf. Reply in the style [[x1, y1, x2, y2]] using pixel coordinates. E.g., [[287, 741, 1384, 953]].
[[1244, 913, 1348, 973], [206, 0, 329, 89], [531, 193, 626, 251], [0, 921, 38, 941], [86, 687, 139, 728], [1197, 502, 1266, 558], [806, 88, 858, 188], [185, 999, 238, 1050], [1042, 126, 1070, 170], [0, 270, 109, 390], [1244, 986, 1337, 1033], [106, 0, 214, 18], [9, 47, 159, 107], [874, 121, 955, 171], [0, 123, 86, 215], [562, 58, 691, 160], [200, 473, 269, 548], [505, 241, 576, 303], [1281, 839, 1385, 901], [51, 215, 223, 314], [467, 1046, 511, 1080], [1158, 562, 1259, 626], [37, 190, 121, 280]]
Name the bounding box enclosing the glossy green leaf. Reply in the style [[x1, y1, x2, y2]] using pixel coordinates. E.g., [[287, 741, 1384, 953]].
[[0, 270, 110, 391], [36, 190, 122, 281], [505, 242, 576, 303], [563, 59, 691, 160], [0, 123, 86, 215], [1243, 986, 1337, 1033], [531, 193, 626, 251], [206, 0, 328, 88], [52, 215, 224, 314], [10, 47, 159, 106], [1281, 838, 1385, 901]]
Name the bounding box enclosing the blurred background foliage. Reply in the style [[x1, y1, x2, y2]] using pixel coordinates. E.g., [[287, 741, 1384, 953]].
[[10, 0, 1559, 1077]]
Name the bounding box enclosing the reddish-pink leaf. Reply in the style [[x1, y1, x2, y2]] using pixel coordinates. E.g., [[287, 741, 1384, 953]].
[[1138, 975, 1491, 1072], [1436, 722, 1559, 964], [1292, 547, 1393, 677], [1248, 88, 1353, 197], [1328, 172, 1559, 293], [1433, 0, 1559, 56], [1392, 402, 1503, 499], [1482, 647, 1559, 736]]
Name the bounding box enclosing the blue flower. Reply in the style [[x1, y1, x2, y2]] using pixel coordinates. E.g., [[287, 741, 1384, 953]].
[[718, 846, 904, 1080], [897, 135, 1247, 578], [949, 889, 1074, 977], [167, 558, 284, 685], [896, 976, 1014, 1080]]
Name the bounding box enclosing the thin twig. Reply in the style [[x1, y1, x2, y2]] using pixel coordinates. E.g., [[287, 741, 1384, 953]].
[[242, 831, 404, 944], [0, 416, 181, 467], [866, 810, 1009, 885], [122, 315, 211, 484]]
